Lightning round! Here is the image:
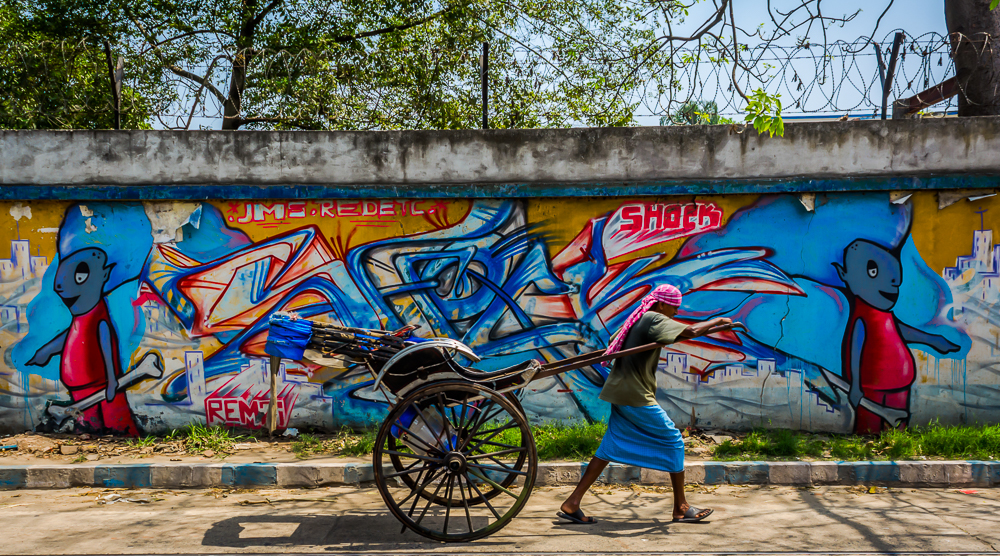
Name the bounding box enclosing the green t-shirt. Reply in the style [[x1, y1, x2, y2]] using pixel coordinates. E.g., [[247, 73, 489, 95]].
[[598, 312, 688, 407]]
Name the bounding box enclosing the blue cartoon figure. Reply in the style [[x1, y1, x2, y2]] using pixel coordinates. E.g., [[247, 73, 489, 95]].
[[19, 204, 161, 436], [27, 248, 142, 434], [834, 239, 960, 433]]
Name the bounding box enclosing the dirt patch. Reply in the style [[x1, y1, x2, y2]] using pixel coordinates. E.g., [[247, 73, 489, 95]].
[[0, 432, 368, 465], [0, 427, 739, 466]]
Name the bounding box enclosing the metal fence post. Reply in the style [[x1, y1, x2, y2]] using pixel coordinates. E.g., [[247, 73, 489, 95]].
[[102, 41, 123, 129], [880, 32, 905, 120], [481, 42, 489, 129]]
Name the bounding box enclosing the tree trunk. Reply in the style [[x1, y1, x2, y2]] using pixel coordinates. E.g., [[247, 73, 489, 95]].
[[945, 0, 1000, 116], [221, 49, 250, 130], [221, 1, 259, 130]]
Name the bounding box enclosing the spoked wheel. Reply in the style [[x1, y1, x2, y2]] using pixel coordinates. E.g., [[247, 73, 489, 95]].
[[384, 391, 529, 506], [374, 382, 537, 542]]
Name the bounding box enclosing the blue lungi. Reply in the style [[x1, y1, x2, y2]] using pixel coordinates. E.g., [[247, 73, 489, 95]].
[[595, 404, 685, 473]]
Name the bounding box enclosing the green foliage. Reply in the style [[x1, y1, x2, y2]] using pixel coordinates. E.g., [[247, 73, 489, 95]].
[[827, 437, 873, 460], [482, 420, 523, 457], [714, 429, 823, 460], [917, 422, 1000, 460], [4, 2, 982, 131], [662, 100, 736, 126], [532, 421, 607, 460], [279, 421, 1000, 462], [0, 0, 165, 129], [181, 424, 245, 455], [490, 421, 607, 460], [286, 421, 1000, 462], [991, 0, 999, 11], [340, 428, 378, 456], [126, 435, 157, 449], [743, 88, 784, 137], [827, 430, 919, 460], [317, 421, 606, 460], [715, 423, 1000, 461], [2, 0, 664, 130], [291, 433, 323, 458]]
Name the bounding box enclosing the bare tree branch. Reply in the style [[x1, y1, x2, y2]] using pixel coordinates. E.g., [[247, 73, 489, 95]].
[[125, 10, 228, 105], [653, 0, 727, 44], [728, 0, 748, 100], [848, 0, 896, 52], [181, 54, 229, 129], [250, 0, 285, 30], [145, 29, 237, 52], [332, 5, 457, 43]]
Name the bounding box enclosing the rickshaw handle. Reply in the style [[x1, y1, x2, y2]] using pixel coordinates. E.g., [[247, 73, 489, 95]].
[[532, 342, 664, 381]]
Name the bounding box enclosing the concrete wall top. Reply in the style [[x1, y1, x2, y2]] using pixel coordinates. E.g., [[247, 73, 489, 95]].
[[2, 117, 999, 189]]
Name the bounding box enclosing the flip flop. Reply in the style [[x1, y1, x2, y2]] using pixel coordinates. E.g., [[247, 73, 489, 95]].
[[556, 509, 598, 525], [673, 506, 713, 523]]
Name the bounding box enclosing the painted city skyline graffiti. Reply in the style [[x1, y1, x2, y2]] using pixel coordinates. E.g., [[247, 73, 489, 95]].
[[0, 192, 992, 435]]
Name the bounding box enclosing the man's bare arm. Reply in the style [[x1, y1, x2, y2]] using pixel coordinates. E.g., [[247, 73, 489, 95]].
[[679, 317, 746, 339]]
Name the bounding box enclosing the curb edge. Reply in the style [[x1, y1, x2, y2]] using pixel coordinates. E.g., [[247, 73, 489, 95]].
[[1, 460, 996, 489]]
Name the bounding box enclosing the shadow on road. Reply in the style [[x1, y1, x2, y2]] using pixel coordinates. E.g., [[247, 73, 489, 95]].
[[203, 512, 686, 550], [203, 513, 512, 549]]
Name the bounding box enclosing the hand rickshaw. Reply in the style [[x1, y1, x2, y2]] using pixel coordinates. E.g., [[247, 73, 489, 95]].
[[264, 313, 666, 542]]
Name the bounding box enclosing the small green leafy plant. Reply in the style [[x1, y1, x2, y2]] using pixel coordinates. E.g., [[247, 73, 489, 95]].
[[744, 88, 784, 137], [126, 435, 157, 449], [181, 424, 244, 455], [662, 100, 738, 126], [291, 433, 324, 458], [340, 429, 378, 457]]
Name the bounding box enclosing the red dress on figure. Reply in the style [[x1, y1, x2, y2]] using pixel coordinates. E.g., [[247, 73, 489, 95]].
[[60, 299, 139, 435], [842, 298, 914, 434]]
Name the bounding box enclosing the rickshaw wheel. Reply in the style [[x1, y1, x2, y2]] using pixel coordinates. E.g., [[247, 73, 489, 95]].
[[385, 391, 529, 506], [374, 381, 537, 542]]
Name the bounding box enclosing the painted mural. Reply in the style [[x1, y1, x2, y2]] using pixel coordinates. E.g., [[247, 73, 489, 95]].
[[0, 192, 993, 436]]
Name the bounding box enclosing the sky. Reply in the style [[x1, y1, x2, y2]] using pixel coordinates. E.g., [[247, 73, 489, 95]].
[[696, 0, 947, 44], [630, 0, 954, 123]]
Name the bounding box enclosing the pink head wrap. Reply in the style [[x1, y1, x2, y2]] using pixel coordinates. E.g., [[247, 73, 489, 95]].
[[605, 284, 683, 354]]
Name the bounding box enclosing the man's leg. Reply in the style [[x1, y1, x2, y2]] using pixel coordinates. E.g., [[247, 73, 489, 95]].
[[669, 470, 712, 520], [559, 456, 609, 521]]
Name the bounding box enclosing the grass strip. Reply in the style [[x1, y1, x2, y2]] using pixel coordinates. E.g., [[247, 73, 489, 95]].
[[714, 422, 1000, 461], [122, 420, 1000, 462], [713, 428, 824, 460], [531, 421, 607, 460]]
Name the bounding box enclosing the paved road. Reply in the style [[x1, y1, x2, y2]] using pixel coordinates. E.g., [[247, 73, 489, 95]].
[[4, 484, 999, 554]]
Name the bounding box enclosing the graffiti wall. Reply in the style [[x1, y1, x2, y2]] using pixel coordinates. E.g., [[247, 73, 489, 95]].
[[0, 192, 994, 435]]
